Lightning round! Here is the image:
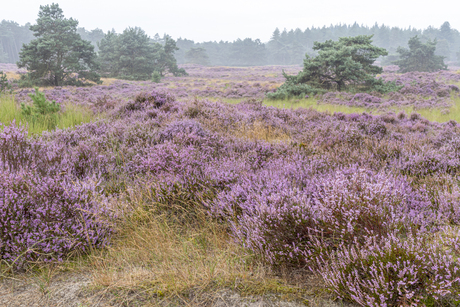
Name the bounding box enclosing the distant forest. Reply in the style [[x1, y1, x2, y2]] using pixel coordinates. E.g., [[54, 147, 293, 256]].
[[1, 20, 459, 67]]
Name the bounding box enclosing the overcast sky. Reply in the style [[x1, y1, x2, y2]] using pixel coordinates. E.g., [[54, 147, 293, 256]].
[[1, 0, 459, 42]]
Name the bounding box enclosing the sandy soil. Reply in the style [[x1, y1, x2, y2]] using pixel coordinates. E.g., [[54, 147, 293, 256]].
[[1, 272, 352, 307]]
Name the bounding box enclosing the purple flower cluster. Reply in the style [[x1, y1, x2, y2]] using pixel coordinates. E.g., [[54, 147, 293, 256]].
[[0, 123, 114, 266], [318, 234, 460, 306], [319, 70, 460, 110], [214, 166, 452, 267], [2, 64, 460, 302], [8, 65, 302, 109]]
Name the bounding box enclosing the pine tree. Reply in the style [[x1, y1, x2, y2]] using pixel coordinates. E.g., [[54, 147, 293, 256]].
[[394, 36, 447, 72], [17, 3, 100, 86]]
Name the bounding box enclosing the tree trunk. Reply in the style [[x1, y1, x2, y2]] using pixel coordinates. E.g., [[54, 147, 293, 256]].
[[337, 80, 345, 91]]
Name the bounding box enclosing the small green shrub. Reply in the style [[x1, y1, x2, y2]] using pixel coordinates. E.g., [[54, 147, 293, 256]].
[[20, 87, 60, 130], [21, 87, 60, 117], [364, 78, 403, 94], [151, 70, 162, 83], [0, 71, 12, 94], [266, 82, 326, 100]]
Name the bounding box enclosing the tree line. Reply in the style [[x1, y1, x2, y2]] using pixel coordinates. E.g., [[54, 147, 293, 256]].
[[11, 4, 186, 86], [177, 22, 460, 66], [0, 3, 450, 99], [0, 20, 103, 64], [268, 35, 448, 100], [2, 14, 460, 67]]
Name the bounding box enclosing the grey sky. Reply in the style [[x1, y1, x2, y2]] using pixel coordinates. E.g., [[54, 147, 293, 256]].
[[2, 0, 459, 42]]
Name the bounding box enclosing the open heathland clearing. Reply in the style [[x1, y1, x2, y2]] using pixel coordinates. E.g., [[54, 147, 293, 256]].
[[2, 64, 460, 306]]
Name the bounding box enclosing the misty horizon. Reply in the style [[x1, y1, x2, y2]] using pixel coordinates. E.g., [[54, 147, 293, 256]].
[[1, 0, 459, 43], [0, 18, 457, 45]]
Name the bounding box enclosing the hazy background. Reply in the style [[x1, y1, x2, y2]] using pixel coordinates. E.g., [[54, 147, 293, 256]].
[[1, 0, 459, 42]]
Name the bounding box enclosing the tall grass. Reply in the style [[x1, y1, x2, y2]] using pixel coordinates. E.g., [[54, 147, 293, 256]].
[[262, 93, 460, 123], [0, 94, 97, 135], [86, 184, 321, 306], [263, 97, 367, 114], [401, 95, 460, 123]]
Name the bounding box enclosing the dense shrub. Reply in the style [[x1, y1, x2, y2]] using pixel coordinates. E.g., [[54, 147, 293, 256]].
[[20, 88, 60, 117], [3, 82, 460, 307], [265, 82, 326, 100], [0, 169, 113, 266], [317, 234, 460, 306], [122, 90, 175, 113], [215, 167, 446, 266], [0, 123, 114, 266]]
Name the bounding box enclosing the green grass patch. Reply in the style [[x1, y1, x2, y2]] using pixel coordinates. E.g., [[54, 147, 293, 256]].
[[262, 94, 460, 124], [262, 97, 367, 114], [0, 94, 97, 135], [404, 94, 460, 123]]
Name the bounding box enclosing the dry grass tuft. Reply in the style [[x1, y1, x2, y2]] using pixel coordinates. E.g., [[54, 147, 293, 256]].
[[100, 78, 120, 86], [85, 185, 318, 306], [4, 72, 21, 80], [233, 120, 290, 143]]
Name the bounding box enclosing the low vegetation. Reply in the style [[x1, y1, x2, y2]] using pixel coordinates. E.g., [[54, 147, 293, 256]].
[[0, 93, 96, 134], [2, 81, 460, 305], [2, 11, 460, 305]]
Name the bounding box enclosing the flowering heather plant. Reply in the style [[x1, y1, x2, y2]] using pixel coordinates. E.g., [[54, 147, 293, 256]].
[[215, 166, 445, 266], [0, 169, 113, 266], [0, 122, 114, 266], [123, 90, 175, 113], [3, 65, 460, 304], [317, 234, 460, 306], [0, 122, 41, 173], [159, 119, 209, 142]]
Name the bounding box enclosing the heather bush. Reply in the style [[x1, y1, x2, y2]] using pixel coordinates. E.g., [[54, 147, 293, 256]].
[[317, 234, 460, 306], [0, 122, 114, 266], [0, 169, 113, 266], [122, 90, 175, 114], [2, 72, 460, 305], [0, 122, 42, 172], [1, 122, 111, 179], [159, 119, 209, 142], [216, 166, 443, 266]]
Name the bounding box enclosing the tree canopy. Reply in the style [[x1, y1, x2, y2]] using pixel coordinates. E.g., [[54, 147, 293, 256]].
[[268, 35, 393, 99], [98, 28, 186, 80], [17, 3, 101, 86], [185, 47, 209, 66], [301, 35, 387, 91], [3, 20, 460, 66], [229, 38, 266, 66], [393, 36, 447, 73]]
